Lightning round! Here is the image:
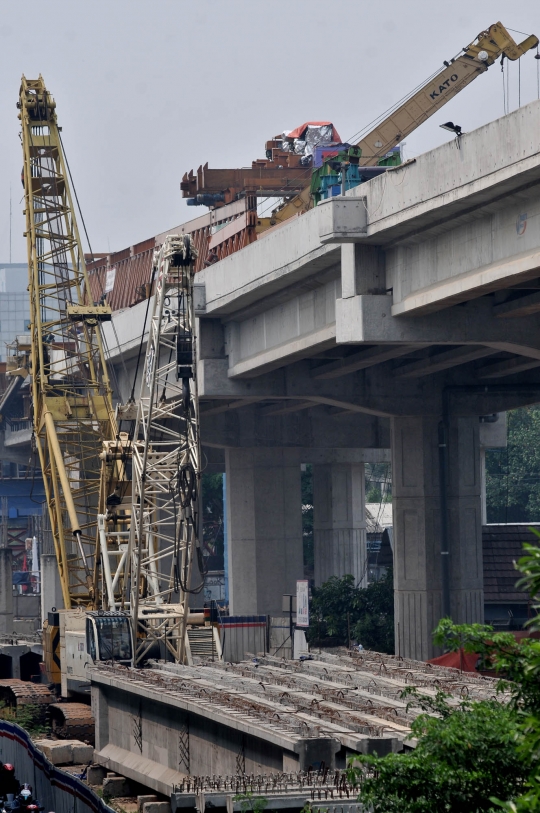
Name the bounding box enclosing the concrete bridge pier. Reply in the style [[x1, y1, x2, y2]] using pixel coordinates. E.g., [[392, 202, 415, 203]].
[[225, 447, 303, 616], [392, 415, 483, 660], [0, 548, 13, 635], [313, 462, 367, 588]]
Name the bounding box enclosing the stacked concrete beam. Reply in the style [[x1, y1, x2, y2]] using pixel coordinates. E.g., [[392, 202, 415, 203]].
[[91, 651, 499, 796]]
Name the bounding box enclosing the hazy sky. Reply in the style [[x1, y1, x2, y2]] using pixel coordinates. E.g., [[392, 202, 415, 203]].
[[1, 0, 539, 262]]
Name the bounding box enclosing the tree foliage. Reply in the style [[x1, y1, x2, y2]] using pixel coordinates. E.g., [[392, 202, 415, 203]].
[[347, 536, 540, 812], [306, 572, 394, 653], [365, 462, 392, 503], [202, 472, 224, 567], [348, 692, 525, 813], [486, 407, 540, 522]]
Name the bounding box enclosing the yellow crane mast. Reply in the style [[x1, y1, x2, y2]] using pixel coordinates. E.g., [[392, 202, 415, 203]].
[[18, 75, 117, 611]]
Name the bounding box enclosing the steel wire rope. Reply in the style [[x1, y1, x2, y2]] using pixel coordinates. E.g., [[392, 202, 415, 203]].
[[45, 97, 112, 591], [129, 261, 157, 405], [259, 60, 459, 217], [507, 58, 510, 112], [42, 110, 100, 561], [58, 130, 127, 405]]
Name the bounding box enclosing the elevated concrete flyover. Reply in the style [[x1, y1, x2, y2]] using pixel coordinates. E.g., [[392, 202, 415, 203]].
[[185, 99, 540, 659]]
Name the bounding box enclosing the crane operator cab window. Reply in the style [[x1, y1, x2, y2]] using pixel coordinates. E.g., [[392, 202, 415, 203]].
[[86, 613, 132, 664]]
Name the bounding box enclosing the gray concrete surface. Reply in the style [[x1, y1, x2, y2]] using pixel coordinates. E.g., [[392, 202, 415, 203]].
[[313, 463, 367, 587], [4, 99, 532, 659], [34, 739, 94, 766], [225, 448, 303, 616]]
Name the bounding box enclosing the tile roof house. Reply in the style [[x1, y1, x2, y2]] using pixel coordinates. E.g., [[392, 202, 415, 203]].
[[483, 524, 540, 629]]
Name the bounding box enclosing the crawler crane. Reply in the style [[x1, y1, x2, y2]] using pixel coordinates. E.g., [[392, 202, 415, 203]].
[[16, 75, 125, 696], [17, 77, 211, 699], [96, 233, 219, 667]]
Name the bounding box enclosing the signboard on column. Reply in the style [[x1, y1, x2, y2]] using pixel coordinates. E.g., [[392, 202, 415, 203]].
[[296, 580, 309, 627]]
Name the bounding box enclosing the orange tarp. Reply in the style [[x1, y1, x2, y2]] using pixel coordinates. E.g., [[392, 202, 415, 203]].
[[287, 122, 342, 142], [427, 649, 480, 673]]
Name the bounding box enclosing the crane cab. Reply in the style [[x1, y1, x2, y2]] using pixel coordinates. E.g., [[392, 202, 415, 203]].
[[85, 612, 132, 665]]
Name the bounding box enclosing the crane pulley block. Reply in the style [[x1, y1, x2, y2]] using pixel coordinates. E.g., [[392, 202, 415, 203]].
[[67, 304, 112, 323]]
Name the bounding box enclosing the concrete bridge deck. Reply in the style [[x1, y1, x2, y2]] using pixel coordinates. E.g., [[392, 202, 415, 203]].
[[101, 99, 540, 658]]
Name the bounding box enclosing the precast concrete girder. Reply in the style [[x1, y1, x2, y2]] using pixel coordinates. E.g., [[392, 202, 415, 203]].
[[199, 358, 410, 417], [200, 403, 390, 449], [311, 345, 425, 380], [494, 290, 540, 318], [395, 346, 499, 378], [199, 356, 540, 418], [479, 357, 540, 379]]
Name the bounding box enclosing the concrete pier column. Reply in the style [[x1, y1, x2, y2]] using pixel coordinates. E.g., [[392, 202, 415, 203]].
[[392, 416, 483, 661], [0, 548, 14, 634], [313, 463, 367, 587], [225, 448, 303, 616]]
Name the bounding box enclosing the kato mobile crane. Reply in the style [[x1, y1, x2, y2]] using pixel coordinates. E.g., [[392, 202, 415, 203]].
[[274, 21, 540, 221], [181, 21, 539, 228]]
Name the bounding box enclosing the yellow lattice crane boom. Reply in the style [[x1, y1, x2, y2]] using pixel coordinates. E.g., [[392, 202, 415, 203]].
[[18, 75, 117, 611]]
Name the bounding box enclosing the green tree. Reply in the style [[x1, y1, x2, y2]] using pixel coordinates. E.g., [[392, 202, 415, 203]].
[[365, 462, 392, 503], [486, 407, 540, 522], [348, 692, 525, 813], [433, 540, 540, 811], [352, 570, 394, 653], [306, 571, 394, 653], [202, 473, 224, 567], [347, 537, 540, 812]]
